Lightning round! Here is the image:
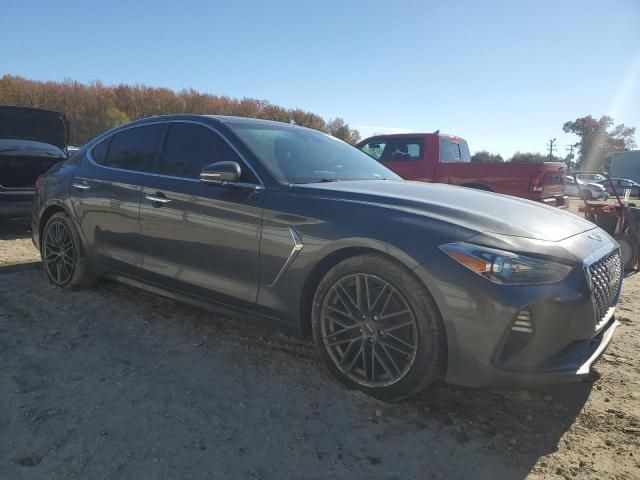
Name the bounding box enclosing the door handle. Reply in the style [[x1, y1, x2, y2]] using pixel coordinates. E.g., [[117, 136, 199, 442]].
[[145, 194, 172, 205], [72, 182, 91, 191]]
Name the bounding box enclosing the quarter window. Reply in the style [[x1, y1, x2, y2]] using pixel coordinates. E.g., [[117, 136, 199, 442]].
[[440, 138, 471, 162], [361, 141, 387, 160], [157, 123, 255, 182], [99, 125, 163, 172], [91, 137, 111, 164]]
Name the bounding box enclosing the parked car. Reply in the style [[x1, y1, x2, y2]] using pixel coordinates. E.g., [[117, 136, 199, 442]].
[[357, 133, 568, 207], [0, 106, 69, 217], [596, 178, 640, 199], [575, 173, 606, 182], [33, 115, 622, 400], [565, 177, 609, 200]]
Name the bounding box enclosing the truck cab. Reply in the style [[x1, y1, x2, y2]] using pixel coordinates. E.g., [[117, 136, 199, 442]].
[[358, 133, 567, 207]]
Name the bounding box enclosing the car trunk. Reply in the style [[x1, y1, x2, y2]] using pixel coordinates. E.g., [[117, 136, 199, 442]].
[[0, 107, 68, 191], [0, 148, 65, 189]]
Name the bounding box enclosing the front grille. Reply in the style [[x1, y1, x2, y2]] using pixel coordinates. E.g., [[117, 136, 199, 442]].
[[587, 249, 623, 328]]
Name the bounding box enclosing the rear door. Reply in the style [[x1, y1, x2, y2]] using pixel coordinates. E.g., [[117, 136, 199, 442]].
[[70, 124, 164, 276], [139, 121, 263, 305]]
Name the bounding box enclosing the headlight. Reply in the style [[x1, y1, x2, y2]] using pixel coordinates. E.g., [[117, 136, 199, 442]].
[[439, 242, 573, 285]]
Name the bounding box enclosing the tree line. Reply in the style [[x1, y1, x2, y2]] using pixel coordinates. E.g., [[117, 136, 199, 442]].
[[471, 115, 636, 170], [0, 75, 361, 146]]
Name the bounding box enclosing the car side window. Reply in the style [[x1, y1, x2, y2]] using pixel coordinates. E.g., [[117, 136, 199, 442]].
[[361, 141, 387, 160], [92, 136, 112, 164], [157, 123, 257, 182], [98, 125, 163, 172]]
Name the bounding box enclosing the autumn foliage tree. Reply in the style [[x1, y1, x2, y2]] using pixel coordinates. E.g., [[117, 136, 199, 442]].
[[563, 115, 636, 171], [470, 151, 504, 163], [0, 75, 361, 146], [509, 152, 551, 163]]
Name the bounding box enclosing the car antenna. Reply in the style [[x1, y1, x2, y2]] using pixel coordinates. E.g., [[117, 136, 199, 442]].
[[433, 129, 440, 134]]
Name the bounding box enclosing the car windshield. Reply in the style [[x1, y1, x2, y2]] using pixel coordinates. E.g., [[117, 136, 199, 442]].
[[227, 122, 401, 184]]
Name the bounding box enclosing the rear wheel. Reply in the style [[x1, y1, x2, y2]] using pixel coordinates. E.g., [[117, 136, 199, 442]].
[[42, 212, 94, 288], [582, 190, 593, 201], [615, 232, 638, 270], [311, 254, 446, 401]]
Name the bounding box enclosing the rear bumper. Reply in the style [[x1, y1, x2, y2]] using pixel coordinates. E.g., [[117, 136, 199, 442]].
[[0, 188, 34, 217], [541, 195, 569, 209], [0, 199, 33, 217]]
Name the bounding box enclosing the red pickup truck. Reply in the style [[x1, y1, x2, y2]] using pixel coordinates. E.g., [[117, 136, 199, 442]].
[[357, 133, 568, 207]]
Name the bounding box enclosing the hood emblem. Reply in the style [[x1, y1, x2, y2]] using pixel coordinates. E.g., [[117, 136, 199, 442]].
[[587, 232, 602, 242]]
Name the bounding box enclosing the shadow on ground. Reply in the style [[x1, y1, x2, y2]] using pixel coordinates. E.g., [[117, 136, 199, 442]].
[[0, 272, 594, 479]]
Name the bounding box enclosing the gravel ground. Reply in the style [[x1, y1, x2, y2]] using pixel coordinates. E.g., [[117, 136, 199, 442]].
[[0, 209, 639, 480]]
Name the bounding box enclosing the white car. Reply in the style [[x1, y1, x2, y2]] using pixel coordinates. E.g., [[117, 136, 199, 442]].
[[565, 177, 609, 200]]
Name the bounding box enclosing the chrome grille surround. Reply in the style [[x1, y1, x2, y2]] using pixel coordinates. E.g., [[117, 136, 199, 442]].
[[585, 248, 623, 331]]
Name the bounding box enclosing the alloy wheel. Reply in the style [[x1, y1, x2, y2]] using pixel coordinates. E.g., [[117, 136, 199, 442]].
[[43, 221, 75, 285], [320, 273, 418, 387]]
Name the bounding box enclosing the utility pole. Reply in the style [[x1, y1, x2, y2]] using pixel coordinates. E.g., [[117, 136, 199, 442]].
[[565, 145, 575, 170], [547, 138, 557, 160]]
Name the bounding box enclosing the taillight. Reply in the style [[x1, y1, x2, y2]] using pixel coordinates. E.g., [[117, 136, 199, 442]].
[[34, 176, 42, 192], [529, 172, 544, 192]]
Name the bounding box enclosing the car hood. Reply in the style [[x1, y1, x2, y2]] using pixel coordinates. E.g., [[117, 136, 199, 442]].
[[0, 106, 68, 150], [296, 180, 596, 242]]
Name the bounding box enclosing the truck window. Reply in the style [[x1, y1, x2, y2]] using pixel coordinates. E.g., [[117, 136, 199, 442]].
[[440, 138, 471, 162], [361, 141, 387, 160], [361, 139, 423, 162], [382, 139, 423, 161]]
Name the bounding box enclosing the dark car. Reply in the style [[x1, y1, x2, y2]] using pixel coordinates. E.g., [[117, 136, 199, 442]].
[[0, 106, 69, 217], [597, 178, 640, 199], [32, 115, 623, 400]]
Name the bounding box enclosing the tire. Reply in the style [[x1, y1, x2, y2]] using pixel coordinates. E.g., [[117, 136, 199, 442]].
[[582, 190, 593, 201], [311, 254, 446, 401], [615, 232, 638, 270], [41, 212, 94, 289]]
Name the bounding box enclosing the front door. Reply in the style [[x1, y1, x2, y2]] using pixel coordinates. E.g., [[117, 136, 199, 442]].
[[139, 122, 263, 305]]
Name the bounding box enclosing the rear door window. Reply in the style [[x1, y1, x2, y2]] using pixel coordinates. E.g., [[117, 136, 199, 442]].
[[157, 123, 256, 182], [99, 125, 164, 172]]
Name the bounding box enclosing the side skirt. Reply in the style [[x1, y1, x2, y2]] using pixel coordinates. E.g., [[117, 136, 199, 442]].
[[102, 271, 301, 337]]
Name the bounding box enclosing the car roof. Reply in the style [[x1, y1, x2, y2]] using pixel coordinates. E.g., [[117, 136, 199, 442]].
[[123, 114, 321, 133]]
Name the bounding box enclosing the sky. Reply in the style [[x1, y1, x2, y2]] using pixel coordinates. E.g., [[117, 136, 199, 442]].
[[1, 0, 639, 158]]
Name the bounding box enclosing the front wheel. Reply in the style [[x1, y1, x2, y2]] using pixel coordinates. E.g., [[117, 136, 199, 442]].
[[311, 254, 446, 401]]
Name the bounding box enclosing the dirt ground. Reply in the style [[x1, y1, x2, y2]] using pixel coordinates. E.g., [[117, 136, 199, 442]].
[[0, 208, 639, 480]]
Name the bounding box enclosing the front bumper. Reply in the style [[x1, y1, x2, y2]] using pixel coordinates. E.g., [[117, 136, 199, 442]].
[[415, 234, 621, 388]]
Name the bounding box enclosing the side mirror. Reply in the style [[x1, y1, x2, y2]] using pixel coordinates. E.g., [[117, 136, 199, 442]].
[[200, 161, 241, 184]]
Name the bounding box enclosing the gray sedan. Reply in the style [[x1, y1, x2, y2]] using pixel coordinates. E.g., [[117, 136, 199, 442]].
[[32, 115, 622, 400]]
